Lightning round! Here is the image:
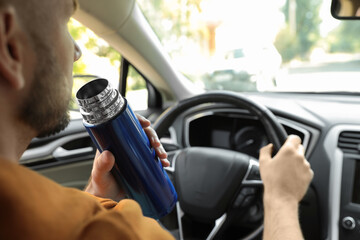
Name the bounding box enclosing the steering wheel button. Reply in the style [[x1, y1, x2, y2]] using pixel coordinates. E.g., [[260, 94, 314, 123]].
[[234, 194, 245, 207], [241, 195, 256, 208], [241, 187, 256, 195], [234, 188, 257, 207]]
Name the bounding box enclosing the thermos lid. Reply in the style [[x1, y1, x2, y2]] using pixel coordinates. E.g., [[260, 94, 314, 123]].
[[76, 78, 125, 125]]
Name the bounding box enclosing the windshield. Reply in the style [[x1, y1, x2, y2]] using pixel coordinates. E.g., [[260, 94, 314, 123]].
[[137, 0, 360, 93]]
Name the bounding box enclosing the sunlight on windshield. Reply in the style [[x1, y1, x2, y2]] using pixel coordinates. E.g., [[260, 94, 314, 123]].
[[137, 0, 360, 93]]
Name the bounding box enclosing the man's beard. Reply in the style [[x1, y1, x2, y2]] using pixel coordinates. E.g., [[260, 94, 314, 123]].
[[20, 42, 72, 138]]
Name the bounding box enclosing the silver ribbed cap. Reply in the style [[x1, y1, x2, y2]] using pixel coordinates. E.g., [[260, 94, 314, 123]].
[[76, 78, 125, 125]]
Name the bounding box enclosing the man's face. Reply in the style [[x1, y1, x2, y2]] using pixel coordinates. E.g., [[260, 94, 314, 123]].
[[19, 0, 81, 137]]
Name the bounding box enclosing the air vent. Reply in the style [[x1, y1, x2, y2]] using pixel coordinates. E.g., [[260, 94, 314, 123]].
[[338, 131, 360, 154]]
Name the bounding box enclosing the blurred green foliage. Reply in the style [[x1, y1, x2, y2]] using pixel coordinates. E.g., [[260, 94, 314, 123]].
[[137, 0, 204, 58], [274, 26, 299, 63], [275, 0, 322, 62], [68, 18, 147, 110], [68, 19, 87, 74], [127, 66, 146, 90], [327, 21, 360, 52]]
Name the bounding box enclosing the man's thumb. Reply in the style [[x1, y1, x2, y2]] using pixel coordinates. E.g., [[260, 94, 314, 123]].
[[93, 151, 115, 181]]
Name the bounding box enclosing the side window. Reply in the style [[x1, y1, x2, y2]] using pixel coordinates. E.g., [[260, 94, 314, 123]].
[[125, 66, 149, 111], [69, 18, 121, 112], [69, 19, 149, 112]]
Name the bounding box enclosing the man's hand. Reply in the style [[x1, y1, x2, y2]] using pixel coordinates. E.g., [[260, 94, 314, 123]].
[[259, 135, 313, 203], [259, 135, 314, 240], [84, 114, 170, 202], [137, 114, 170, 166]]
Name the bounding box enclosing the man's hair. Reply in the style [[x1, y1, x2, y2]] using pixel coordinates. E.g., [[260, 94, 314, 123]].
[[0, 0, 79, 30], [0, 0, 39, 35], [0, 0, 32, 12]]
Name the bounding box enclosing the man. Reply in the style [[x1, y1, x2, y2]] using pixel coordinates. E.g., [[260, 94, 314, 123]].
[[0, 0, 313, 239], [0, 0, 172, 239]]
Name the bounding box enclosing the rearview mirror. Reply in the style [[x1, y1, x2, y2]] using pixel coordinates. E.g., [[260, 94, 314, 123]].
[[331, 0, 360, 18]]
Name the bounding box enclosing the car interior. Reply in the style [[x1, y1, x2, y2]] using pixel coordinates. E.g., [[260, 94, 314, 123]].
[[21, 0, 360, 239]]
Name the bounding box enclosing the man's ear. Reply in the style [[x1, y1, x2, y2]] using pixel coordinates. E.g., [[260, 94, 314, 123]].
[[0, 5, 25, 90]]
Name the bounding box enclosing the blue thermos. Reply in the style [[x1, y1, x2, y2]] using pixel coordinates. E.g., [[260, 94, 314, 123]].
[[76, 78, 177, 219]]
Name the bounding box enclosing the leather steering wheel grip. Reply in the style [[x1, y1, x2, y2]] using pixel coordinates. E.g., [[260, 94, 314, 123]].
[[153, 91, 288, 152]]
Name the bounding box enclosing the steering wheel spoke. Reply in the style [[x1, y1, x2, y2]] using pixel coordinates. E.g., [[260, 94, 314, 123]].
[[163, 149, 181, 173], [242, 159, 263, 186]]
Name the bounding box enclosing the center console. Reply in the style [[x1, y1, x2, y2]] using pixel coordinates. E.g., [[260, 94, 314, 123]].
[[338, 132, 360, 239]]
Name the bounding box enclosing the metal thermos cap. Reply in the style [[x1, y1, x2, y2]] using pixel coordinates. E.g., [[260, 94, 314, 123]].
[[76, 78, 125, 125]]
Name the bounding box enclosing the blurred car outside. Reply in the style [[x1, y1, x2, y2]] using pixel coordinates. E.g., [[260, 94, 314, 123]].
[[203, 44, 282, 92]]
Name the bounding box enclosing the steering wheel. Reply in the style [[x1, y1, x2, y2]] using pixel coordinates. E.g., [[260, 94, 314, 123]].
[[153, 91, 288, 240]]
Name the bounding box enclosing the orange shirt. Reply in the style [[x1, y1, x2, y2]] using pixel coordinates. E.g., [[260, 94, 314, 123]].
[[0, 159, 175, 239]]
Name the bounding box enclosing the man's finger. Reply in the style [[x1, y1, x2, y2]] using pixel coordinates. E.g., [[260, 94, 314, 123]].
[[259, 143, 273, 161], [136, 114, 151, 128], [155, 145, 167, 159], [93, 151, 115, 181], [144, 127, 161, 147], [285, 135, 302, 146], [160, 158, 170, 167], [297, 144, 305, 155]]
